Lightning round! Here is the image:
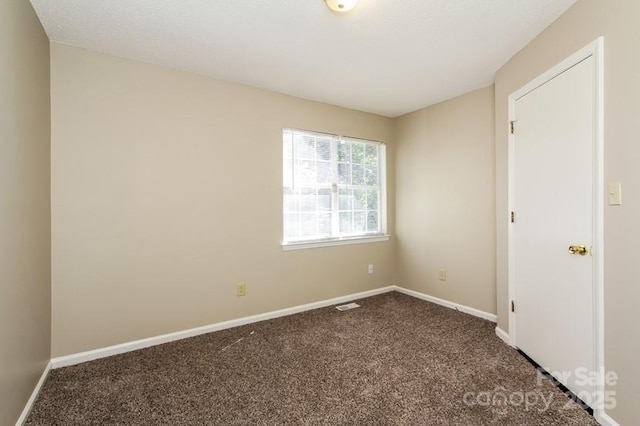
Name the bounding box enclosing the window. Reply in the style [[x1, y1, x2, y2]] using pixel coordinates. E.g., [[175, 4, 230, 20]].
[[282, 128, 387, 249]]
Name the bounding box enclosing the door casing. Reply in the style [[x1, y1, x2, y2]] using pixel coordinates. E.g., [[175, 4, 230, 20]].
[[506, 37, 604, 418]]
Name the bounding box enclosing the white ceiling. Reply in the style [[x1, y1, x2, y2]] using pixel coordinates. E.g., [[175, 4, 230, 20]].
[[30, 0, 577, 117]]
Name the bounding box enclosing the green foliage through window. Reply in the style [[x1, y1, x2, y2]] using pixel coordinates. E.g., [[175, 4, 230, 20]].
[[283, 129, 386, 243]]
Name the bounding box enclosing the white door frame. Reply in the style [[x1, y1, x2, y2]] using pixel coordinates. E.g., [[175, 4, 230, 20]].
[[507, 37, 604, 417]]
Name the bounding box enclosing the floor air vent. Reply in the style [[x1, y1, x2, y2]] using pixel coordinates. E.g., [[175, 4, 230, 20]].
[[335, 302, 360, 311]]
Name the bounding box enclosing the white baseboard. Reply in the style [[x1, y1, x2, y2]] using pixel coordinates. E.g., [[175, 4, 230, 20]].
[[596, 411, 620, 426], [16, 361, 52, 426], [51, 286, 396, 368], [393, 286, 497, 322], [495, 326, 510, 345], [51, 285, 498, 369]]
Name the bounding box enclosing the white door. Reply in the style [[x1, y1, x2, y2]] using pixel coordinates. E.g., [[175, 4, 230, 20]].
[[512, 56, 595, 403]]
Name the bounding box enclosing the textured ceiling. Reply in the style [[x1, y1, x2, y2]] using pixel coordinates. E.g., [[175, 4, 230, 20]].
[[30, 0, 577, 117]]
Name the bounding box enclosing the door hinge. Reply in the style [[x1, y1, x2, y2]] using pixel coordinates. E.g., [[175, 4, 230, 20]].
[[511, 211, 515, 223], [511, 300, 516, 313], [510, 120, 516, 134]]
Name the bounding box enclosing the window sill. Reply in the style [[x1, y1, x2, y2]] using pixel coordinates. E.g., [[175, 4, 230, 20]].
[[281, 235, 390, 251]]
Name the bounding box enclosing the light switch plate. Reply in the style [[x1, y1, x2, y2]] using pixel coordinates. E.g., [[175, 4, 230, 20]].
[[608, 183, 622, 206]]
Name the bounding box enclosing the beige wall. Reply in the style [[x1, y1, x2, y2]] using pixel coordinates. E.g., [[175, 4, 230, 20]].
[[495, 0, 640, 423], [395, 86, 496, 315], [50, 44, 396, 357], [0, 0, 52, 424]]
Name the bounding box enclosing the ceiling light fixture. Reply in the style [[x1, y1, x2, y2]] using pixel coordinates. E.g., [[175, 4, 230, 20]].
[[325, 0, 359, 13]]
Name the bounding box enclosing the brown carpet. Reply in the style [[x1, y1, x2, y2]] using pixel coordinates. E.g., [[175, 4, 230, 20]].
[[27, 292, 598, 425]]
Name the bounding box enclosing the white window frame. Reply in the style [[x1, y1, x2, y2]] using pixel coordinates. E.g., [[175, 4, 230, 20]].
[[281, 128, 388, 251]]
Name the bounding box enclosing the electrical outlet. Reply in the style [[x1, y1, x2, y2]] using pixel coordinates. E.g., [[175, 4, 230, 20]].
[[236, 282, 246, 297], [368, 264, 374, 274], [438, 269, 447, 281]]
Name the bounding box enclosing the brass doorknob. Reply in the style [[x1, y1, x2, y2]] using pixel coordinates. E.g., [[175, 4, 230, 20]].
[[568, 245, 588, 256]]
